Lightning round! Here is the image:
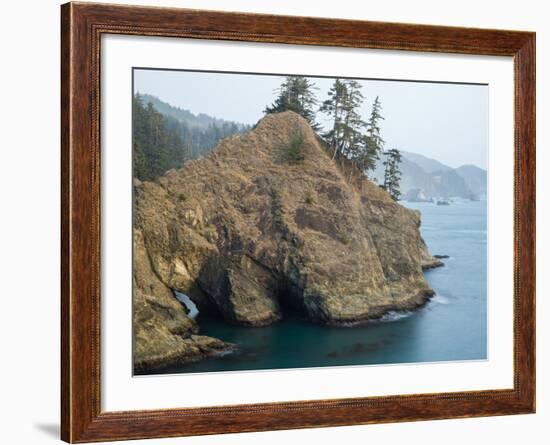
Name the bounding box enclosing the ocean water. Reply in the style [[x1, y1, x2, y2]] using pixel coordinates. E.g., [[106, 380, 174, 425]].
[[154, 199, 487, 375]]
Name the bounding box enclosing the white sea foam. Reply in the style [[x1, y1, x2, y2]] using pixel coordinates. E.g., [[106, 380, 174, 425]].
[[379, 310, 414, 322], [432, 294, 451, 305], [174, 291, 199, 318], [214, 349, 236, 357]]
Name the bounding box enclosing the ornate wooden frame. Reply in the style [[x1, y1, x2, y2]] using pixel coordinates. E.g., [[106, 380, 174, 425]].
[[61, 2, 536, 442]]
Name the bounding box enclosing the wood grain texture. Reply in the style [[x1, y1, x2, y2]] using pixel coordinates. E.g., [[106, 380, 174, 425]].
[[60, 2, 536, 442]]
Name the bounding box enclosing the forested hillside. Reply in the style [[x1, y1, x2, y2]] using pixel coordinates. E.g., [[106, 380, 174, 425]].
[[140, 94, 248, 131], [133, 94, 248, 181]]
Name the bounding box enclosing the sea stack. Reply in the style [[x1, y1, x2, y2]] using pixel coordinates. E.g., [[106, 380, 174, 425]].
[[133, 111, 441, 372]]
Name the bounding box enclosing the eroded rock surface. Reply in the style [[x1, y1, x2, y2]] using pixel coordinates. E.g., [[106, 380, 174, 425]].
[[133, 230, 233, 372], [133, 111, 441, 371]]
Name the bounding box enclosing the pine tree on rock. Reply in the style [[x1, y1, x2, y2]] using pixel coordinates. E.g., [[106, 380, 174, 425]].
[[340, 80, 367, 168], [382, 148, 403, 201], [319, 78, 346, 157], [362, 96, 385, 179], [265, 76, 320, 130], [320, 79, 366, 163]]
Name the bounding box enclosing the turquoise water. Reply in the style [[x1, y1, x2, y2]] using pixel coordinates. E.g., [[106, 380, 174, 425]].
[[155, 200, 487, 374]]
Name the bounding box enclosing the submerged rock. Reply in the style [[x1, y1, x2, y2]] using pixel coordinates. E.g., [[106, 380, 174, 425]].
[[133, 111, 442, 370]]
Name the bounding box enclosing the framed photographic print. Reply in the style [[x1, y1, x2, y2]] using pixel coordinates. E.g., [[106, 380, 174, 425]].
[[61, 2, 535, 442]]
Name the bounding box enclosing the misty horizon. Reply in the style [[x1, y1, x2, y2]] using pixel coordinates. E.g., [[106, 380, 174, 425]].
[[134, 69, 488, 170]]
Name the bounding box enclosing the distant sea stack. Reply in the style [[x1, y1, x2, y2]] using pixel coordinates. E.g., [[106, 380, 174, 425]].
[[133, 111, 442, 372]]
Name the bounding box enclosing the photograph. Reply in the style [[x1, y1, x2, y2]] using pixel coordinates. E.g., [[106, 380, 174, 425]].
[[132, 69, 488, 375]]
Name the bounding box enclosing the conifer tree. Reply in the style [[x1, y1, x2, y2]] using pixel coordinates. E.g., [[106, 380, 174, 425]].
[[362, 96, 385, 179], [319, 78, 346, 157], [382, 148, 403, 201], [320, 79, 366, 162], [264, 76, 319, 129], [133, 95, 187, 181], [340, 80, 366, 165]]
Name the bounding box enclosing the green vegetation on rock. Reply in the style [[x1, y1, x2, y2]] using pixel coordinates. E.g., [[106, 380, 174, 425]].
[[286, 130, 306, 163]]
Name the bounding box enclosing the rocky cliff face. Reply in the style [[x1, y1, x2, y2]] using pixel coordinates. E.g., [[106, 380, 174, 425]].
[[133, 111, 441, 372], [133, 229, 232, 372]]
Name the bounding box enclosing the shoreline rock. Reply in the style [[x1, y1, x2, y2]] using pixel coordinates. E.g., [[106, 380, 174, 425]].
[[134, 335, 236, 374], [422, 259, 445, 270], [320, 288, 436, 326]]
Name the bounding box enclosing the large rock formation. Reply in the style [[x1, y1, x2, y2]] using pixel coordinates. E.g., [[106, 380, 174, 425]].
[[133, 111, 441, 372]]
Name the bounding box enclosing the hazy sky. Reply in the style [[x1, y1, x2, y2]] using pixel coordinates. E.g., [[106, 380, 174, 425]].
[[134, 69, 488, 169]]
